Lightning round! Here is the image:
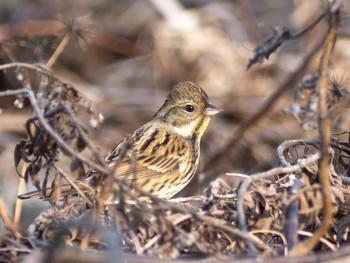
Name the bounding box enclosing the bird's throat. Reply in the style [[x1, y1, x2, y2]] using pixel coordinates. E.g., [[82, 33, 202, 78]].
[[173, 116, 211, 140]]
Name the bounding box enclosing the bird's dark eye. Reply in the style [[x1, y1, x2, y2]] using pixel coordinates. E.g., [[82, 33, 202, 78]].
[[185, 104, 195, 112]]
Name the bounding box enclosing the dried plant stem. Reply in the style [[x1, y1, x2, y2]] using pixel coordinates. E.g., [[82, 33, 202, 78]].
[[46, 33, 70, 68], [0, 62, 50, 75], [196, 213, 269, 251], [205, 34, 325, 171], [277, 139, 319, 167], [0, 88, 109, 175], [289, 2, 339, 255], [237, 178, 256, 254], [329, 91, 350, 119], [80, 231, 91, 250], [129, 230, 143, 255], [0, 197, 16, 233], [132, 188, 270, 251], [251, 229, 288, 255], [277, 138, 350, 162], [63, 104, 108, 169], [285, 179, 302, 252], [0, 247, 33, 253], [0, 63, 82, 91], [291, 11, 326, 39], [13, 176, 25, 228], [284, 185, 322, 210], [236, 152, 320, 254], [228, 153, 320, 179], [54, 165, 93, 207], [297, 230, 337, 251], [0, 61, 107, 170], [140, 234, 161, 254]]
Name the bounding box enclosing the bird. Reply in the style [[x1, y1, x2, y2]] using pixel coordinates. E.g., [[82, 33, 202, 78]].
[[19, 81, 222, 200]]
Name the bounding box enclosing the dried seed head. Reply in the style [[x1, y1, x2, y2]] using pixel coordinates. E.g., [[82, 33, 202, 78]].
[[89, 113, 104, 128], [59, 15, 92, 47], [14, 95, 24, 109], [16, 72, 24, 81]]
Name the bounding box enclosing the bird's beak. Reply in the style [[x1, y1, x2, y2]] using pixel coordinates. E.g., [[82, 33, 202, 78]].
[[204, 103, 223, 116]]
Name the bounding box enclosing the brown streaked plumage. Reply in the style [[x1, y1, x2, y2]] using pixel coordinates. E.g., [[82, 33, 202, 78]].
[[19, 81, 222, 200]]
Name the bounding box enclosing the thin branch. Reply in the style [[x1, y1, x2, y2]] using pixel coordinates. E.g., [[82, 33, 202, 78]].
[[246, 2, 337, 70], [54, 165, 93, 207], [0, 62, 50, 75], [196, 212, 270, 251], [235, 152, 320, 255], [277, 138, 350, 163], [237, 177, 255, 254], [297, 230, 337, 251], [131, 188, 270, 251], [205, 35, 325, 171], [277, 139, 320, 167], [13, 177, 25, 228], [46, 33, 70, 68], [289, 1, 340, 255], [285, 179, 302, 251], [0, 196, 17, 234], [253, 153, 319, 180], [291, 11, 326, 39], [111, 179, 270, 251], [62, 104, 108, 170], [250, 229, 288, 256], [0, 88, 109, 175]]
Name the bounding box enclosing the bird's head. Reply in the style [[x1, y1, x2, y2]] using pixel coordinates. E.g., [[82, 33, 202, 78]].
[[154, 81, 222, 138]]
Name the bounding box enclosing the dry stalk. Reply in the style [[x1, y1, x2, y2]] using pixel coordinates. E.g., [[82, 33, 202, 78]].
[[285, 180, 301, 251], [53, 165, 93, 207], [62, 104, 107, 170], [235, 152, 320, 253], [46, 33, 70, 68], [13, 177, 25, 228], [0, 197, 17, 234], [289, 1, 340, 255], [0, 87, 109, 175], [228, 153, 320, 179], [250, 229, 288, 256], [297, 230, 337, 251], [133, 188, 270, 251], [204, 34, 325, 171]]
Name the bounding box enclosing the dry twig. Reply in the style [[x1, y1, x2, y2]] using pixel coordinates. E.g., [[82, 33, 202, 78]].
[[289, 1, 340, 255]]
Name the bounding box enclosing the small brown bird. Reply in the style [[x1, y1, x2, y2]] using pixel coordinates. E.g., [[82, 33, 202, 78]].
[[20, 81, 222, 200]]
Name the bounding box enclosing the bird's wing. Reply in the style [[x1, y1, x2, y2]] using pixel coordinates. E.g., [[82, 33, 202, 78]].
[[104, 124, 190, 180]]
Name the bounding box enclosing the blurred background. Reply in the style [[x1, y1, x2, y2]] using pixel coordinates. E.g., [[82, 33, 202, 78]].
[[0, 0, 350, 233]]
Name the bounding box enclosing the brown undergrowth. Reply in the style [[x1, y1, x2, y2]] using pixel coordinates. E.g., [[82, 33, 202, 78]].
[[1, 0, 350, 262]]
